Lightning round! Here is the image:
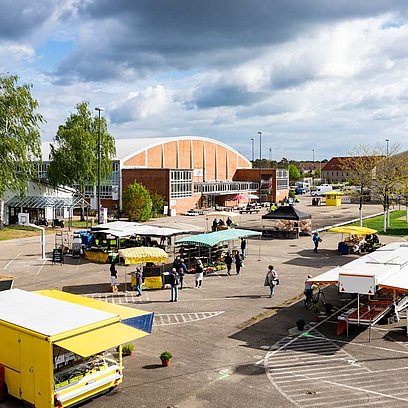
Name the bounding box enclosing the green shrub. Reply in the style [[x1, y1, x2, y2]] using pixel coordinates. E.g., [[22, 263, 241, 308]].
[[160, 351, 172, 360]]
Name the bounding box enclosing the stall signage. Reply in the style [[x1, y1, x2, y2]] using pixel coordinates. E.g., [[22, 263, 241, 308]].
[[338, 273, 376, 295]]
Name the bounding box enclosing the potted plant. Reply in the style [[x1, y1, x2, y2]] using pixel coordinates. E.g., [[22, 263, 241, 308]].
[[122, 343, 135, 356], [296, 319, 306, 331], [160, 351, 172, 367]]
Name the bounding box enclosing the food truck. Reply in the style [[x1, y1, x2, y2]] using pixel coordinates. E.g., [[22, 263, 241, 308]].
[[0, 289, 153, 407]]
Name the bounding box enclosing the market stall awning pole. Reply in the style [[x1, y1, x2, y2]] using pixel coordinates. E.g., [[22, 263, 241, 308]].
[[258, 234, 261, 261]]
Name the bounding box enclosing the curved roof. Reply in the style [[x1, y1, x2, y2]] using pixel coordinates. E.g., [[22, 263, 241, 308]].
[[42, 136, 251, 167], [115, 136, 250, 166]]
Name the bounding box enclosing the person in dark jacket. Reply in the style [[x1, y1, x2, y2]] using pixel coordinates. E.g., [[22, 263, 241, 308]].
[[224, 251, 233, 276], [240, 238, 247, 258], [135, 267, 143, 296], [178, 258, 187, 289], [234, 251, 243, 275], [195, 260, 204, 288], [169, 268, 179, 302]]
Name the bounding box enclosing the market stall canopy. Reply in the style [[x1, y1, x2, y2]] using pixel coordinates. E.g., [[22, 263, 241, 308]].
[[5, 195, 88, 209], [207, 211, 240, 218], [175, 228, 261, 247], [92, 221, 191, 238], [262, 206, 311, 221], [307, 242, 408, 291], [328, 226, 377, 235], [118, 247, 168, 264]]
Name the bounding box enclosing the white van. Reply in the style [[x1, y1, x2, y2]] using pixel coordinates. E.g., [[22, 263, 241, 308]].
[[311, 184, 333, 196]]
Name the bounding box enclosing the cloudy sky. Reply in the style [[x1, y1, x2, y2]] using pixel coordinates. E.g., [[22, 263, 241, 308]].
[[2, 0, 408, 161]]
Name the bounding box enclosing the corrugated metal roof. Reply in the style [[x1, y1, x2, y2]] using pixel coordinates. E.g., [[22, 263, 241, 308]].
[[5, 195, 87, 209]]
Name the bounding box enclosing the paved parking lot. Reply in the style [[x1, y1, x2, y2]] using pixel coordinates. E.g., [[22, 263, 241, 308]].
[[2, 201, 408, 407]]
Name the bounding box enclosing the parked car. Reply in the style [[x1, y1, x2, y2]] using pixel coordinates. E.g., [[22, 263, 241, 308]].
[[184, 209, 204, 216]]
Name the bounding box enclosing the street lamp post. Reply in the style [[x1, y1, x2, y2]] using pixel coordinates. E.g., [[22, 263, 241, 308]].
[[269, 147, 272, 162], [95, 107, 104, 224], [251, 138, 255, 163], [312, 149, 315, 186], [258, 131, 262, 202], [385, 139, 389, 156]]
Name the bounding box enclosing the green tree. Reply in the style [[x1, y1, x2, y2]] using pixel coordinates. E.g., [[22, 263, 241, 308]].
[[288, 163, 301, 182], [47, 102, 116, 219], [0, 74, 44, 228], [123, 182, 152, 221], [151, 192, 165, 218]]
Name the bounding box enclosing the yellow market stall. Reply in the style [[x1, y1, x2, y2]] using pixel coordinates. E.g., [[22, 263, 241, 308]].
[[324, 191, 344, 206], [118, 247, 169, 290], [0, 289, 153, 408], [328, 226, 379, 255]]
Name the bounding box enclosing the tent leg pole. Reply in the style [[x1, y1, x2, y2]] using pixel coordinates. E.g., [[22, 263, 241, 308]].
[[258, 234, 261, 261]]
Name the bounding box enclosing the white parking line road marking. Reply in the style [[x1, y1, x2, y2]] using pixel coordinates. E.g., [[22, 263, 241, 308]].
[[3, 252, 22, 269], [264, 332, 408, 407]]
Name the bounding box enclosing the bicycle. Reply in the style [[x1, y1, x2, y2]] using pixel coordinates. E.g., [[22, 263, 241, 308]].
[[304, 287, 326, 310]]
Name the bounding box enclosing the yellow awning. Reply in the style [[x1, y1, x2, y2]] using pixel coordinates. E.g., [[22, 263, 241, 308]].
[[328, 226, 377, 235], [84, 250, 109, 263], [54, 323, 147, 357], [36, 289, 149, 320], [118, 246, 168, 265]]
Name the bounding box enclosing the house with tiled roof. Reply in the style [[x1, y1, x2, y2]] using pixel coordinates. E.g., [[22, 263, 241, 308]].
[[321, 156, 377, 184]]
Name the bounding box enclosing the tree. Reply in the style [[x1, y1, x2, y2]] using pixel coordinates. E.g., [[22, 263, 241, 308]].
[[47, 102, 116, 219], [151, 192, 165, 218], [123, 182, 152, 221], [340, 146, 377, 227], [0, 74, 44, 228], [288, 164, 301, 182], [370, 142, 408, 232]]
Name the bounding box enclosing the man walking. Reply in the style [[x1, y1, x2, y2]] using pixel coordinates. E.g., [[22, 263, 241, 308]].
[[312, 231, 322, 253], [135, 267, 143, 297], [178, 258, 187, 289], [169, 268, 179, 302], [240, 238, 247, 258], [224, 251, 233, 276]]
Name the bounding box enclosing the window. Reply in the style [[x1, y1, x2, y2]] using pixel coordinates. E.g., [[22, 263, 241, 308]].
[[171, 170, 193, 198]]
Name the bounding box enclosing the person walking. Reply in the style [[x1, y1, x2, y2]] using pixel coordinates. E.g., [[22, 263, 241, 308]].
[[224, 251, 233, 276], [304, 274, 314, 302], [212, 218, 218, 232], [226, 217, 233, 227], [178, 258, 187, 289], [135, 267, 143, 296], [169, 268, 179, 302], [240, 238, 247, 258], [195, 260, 204, 288], [264, 265, 278, 298], [110, 261, 119, 293], [234, 251, 243, 275], [312, 231, 322, 253]]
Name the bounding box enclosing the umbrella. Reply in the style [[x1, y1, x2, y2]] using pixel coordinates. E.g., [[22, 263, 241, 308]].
[[245, 194, 259, 200], [118, 247, 168, 265], [328, 226, 377, 235], [233, 194, 247, 201], [207, 211, 240, 218]]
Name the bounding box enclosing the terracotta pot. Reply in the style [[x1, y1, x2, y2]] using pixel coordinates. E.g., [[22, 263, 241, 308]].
[[161, 358, 170, 367]]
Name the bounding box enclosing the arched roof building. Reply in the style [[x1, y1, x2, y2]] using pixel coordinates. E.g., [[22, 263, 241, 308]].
[[42, 136, 288, 215]]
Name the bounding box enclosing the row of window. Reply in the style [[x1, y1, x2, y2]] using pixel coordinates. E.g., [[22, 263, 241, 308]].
[[194, 181, 259, 194], [171, 170, 193, 198]]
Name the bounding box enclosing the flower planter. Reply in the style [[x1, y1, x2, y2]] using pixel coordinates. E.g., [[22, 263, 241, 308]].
[[161, 359, 170, 367]]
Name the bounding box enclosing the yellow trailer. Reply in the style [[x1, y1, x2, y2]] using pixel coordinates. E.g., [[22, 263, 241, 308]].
[[0, 289, 153, 408]]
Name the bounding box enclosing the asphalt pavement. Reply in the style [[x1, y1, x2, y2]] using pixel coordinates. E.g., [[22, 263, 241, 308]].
[[2, 200, 408, 408]]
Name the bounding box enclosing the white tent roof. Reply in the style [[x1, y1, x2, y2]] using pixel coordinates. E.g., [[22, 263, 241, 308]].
[[0, 289, 115, 336], [92, 221, 191, 238], [308, 241, 408, 291]]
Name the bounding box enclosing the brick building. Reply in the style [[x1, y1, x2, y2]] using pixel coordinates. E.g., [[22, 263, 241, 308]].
[[42, 137, 289, 215]]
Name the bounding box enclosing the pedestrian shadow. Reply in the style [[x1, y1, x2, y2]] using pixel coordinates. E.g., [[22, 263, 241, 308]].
[[283, 249, 356, 268], [62, 283, 113, 294]]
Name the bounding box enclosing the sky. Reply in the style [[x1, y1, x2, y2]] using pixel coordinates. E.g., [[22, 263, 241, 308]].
[[2, 0, 408, 161]]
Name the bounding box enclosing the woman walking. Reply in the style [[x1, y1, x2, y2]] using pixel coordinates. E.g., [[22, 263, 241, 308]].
[[195, 260, 204, 288], [234, 251, 243, 275], [264, 265, 278, 298]]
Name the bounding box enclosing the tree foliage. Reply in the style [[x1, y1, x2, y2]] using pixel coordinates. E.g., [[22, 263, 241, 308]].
[[151, 192, 165, 218], [47, 102, 116, 195], [0, 74, 44, 227], [123, 182, 152, 222], [288, 163, 301, 181]]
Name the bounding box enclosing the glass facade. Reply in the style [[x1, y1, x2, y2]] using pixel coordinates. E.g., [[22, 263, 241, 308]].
[[170, 170, 193, 198], [276, 169, 289, 190]]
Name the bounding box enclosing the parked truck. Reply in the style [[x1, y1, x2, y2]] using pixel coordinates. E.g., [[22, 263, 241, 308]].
[[0, 289, 153, 407]]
